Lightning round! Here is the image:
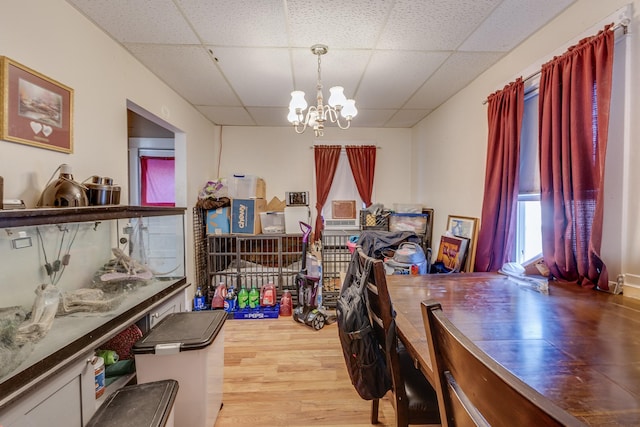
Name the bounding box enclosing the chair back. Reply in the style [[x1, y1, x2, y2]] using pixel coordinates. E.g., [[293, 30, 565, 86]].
[[421, 300, 586, 427], [354, 247, 409, 414]]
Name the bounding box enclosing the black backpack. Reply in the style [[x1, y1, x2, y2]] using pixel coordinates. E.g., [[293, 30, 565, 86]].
[[336, 251, 392, 400]]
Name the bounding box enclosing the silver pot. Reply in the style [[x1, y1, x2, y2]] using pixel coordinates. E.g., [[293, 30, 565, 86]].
[[86, 176, 121, 206]]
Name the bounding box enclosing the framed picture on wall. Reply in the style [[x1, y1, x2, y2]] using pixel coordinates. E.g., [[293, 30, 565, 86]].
[[446, 215, 479, 272], [0, 56, 73, 153]]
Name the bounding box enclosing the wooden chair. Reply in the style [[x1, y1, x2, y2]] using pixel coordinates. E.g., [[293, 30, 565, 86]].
[[354, 247, 441, 426], [420, 300, 586, 426]]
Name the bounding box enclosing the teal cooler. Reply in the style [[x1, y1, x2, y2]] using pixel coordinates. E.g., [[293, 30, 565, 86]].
[[86, 380, 178, 427], [132, 311, 226, 427]]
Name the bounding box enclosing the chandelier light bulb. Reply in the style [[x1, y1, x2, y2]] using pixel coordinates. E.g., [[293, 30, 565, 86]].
[[328, 86, 347, 108], [287, 108, 300, 124], [341, 99, 358, 119], [289, 90, 308, 112]]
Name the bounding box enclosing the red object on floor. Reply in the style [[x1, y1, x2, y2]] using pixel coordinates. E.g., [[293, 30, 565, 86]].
[[279, 290, 292, 316]]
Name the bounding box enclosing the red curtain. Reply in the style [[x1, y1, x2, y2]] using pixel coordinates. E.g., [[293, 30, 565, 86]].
[[474, 78, 524, 272], [314, 145, 341, 238], [140, 156, 175, 206], [345, 145, 376, 207], [538, 26, 614, 289]]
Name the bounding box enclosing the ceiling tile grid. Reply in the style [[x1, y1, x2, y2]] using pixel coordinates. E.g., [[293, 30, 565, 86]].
[[66, 0, 578, 129]]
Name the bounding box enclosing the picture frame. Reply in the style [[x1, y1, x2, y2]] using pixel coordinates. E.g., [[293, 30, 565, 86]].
[[434, 235, 469, 273], [446, 215, 479, 272], [1, 57, 73, 153]]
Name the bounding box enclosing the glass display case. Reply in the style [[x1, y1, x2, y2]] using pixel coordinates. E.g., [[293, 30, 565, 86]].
[[0, 206, 187, 411]]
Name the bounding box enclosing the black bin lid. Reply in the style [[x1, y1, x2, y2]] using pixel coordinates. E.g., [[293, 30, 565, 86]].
[[132, 311, 226, 355], [86, 379, 178, 427]]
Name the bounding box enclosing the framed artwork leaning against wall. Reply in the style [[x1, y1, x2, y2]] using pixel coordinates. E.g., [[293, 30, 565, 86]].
[[446, 215, 479, 272]]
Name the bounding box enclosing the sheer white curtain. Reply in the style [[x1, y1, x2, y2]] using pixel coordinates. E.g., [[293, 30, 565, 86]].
[[323, 150, 364, 219]]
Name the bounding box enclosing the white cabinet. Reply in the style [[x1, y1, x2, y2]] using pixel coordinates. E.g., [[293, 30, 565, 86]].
[[0, 352, 95, 427], [150, 289, 186, 328]]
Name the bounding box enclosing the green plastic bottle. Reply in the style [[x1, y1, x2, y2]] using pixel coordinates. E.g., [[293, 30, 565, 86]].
[[248, 285, 260, 309], [238, 285, 249, 309]]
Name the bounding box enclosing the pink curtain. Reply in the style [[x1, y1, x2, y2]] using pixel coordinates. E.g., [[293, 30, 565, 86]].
[[314, 145, 341, 239], [345, 145, 376, 207], [538, 26, 614, 289], [140, 156, 175, 206], [474, 78, 524, 272]]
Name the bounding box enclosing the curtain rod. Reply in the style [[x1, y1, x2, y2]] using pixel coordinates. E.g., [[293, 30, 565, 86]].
[[309, 145, 381, 149], [482, 21, 628, 105]]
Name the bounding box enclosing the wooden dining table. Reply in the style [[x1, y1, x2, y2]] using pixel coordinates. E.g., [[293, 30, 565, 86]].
[[386, 272, 640, 426]]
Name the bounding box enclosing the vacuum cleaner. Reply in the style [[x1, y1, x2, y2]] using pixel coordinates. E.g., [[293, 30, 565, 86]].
[[292, 222, 336, 330]]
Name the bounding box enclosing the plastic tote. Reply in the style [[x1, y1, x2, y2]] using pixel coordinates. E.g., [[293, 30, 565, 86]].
[[86, 380, 179, 427], [132, 311, 226, 427]]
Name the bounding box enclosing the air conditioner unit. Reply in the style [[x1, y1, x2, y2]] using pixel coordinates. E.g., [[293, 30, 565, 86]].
[[324, 218, 360, 230]]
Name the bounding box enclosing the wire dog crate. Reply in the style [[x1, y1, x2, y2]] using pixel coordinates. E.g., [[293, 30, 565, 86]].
[[321, 229, 360, 305], [207, 234, 304, 294]]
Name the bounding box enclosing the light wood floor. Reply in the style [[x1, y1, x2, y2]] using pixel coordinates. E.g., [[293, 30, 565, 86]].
[[214, 316, 399, 427]]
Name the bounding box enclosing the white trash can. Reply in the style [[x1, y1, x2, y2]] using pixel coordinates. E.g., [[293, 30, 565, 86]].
[[132, 311, 226, 427], [86, 379, 179, 427]]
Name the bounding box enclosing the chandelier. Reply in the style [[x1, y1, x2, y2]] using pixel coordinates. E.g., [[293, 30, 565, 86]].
[[287, 44, 357, 137]]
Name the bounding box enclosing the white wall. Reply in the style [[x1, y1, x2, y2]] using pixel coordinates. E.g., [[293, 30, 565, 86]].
[[0, 0, 220, 293], [217, 125, 414, 224], [412, 0, 640, 279]]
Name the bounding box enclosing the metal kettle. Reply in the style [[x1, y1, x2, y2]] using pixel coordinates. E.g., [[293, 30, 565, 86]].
[[37, 164, 88, 208]]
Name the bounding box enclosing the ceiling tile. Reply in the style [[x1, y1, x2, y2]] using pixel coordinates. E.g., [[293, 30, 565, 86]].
[[349, 109, 397, 128], [377, 0, 502, 51], [385, 109, 433, 128], [286, 0, 393, 49], [291, 47, 370, 100], [247, 107, 292, 127], [176, 0, 289, 46], [459, 0, 576, 52], [356, 50, 451, 109], [212, 47, 293, 107], [68, 0, 199, 44], [125, 44, 240, 106], [196, 106, 255, 126], [406, 51, 505, 110]]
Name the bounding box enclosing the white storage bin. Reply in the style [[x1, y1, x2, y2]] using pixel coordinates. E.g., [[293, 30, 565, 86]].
[[86, 380, 178, 427], [284, 206, 311, 234], [132, 311, 226, 427], [228, 174, 266, 199], [260, 211, 285, 233]]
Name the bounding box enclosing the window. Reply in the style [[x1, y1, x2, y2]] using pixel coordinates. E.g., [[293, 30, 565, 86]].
[[515, 28, 626, 265], [323, 150, 364, 219], [515, 88, 542, 264]]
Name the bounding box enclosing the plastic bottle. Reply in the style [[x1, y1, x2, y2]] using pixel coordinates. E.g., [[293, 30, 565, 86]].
[[248, 285, 260, 309], [193, 286, 205, 311], [224, 286, 237, 313], [211, 283, 227, 309], [260, 282, 276, 307], [237, 285, 249, 309], [279, 290, 292, 316]]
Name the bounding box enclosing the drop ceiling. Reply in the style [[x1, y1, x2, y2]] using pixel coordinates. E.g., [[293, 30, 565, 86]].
[[66, 0, 576, 129]]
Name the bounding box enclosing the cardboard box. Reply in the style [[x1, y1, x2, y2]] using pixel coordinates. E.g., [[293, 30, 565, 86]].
[[231, 198, 266, 234], [206, 207, 230, 235]]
